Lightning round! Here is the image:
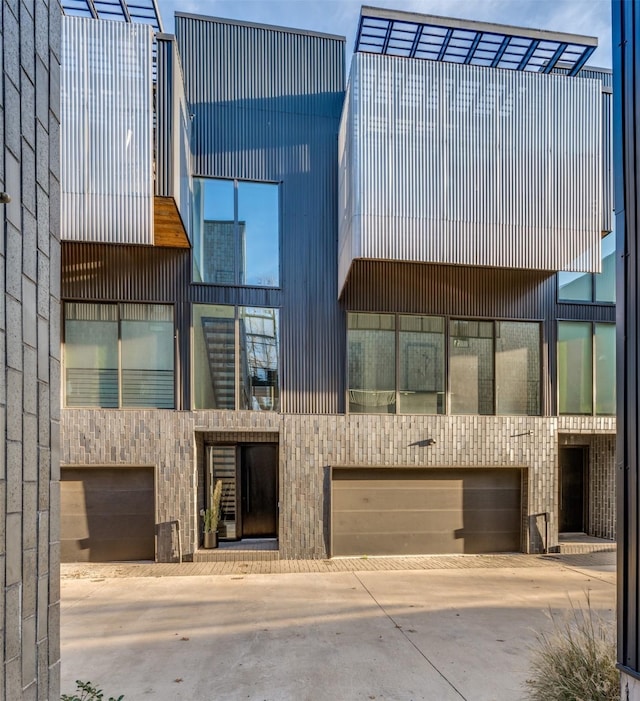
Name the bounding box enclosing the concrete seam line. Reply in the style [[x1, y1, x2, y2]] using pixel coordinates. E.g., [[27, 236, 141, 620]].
[[543, 559, 617, 586], [352, 572, 468, 701]]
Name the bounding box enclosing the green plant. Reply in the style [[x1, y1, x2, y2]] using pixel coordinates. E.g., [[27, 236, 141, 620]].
[[61, 679, 124, 701], [524, 596, 618, 701], [200, 479, 222, 534]]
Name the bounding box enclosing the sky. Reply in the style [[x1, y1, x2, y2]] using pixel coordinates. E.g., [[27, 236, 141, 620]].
[[155, 0, 612, 69]]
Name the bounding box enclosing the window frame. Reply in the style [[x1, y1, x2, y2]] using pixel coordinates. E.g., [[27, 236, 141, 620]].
[[191, 303, 281, 412], [191, 176, 282, 289], [62, 301, 176, 409], [556, 319, 616, 416], [346, 312, 543, 417]]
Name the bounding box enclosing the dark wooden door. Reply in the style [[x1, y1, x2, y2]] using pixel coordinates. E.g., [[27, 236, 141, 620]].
[[241, 445, 278, 538], [559, 447, 587, 532]]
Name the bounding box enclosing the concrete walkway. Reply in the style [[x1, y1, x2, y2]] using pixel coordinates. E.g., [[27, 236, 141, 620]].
[[61, 553, 616, 701]]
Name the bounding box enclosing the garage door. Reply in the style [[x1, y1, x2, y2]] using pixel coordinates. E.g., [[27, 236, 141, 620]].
[[61, 467, 155, 562], [332, 468, 522, 556]]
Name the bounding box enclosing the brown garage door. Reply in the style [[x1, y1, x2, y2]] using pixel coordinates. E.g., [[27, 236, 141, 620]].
[[61, 467, 155, 562], [332, 468, 522, 556]]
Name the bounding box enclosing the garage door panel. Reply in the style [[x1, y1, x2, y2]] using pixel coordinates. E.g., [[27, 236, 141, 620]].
[[334, 509, 464, 534], [61, 467, 155, 562], [333, 487, 464, 511], [332, 468, 522, 556]]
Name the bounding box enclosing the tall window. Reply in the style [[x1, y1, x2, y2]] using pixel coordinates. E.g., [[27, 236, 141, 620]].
[[193, 304, 280, 411], [192, 178, 279, 287], [558, 230, 615, 303], [557, 321, 615, 415], [495, 321, 541, 416], [64, 303, 174, 408], [450, 320, 494, 415]]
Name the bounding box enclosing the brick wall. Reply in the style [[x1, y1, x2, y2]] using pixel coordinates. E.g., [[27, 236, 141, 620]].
[[62, 408, 615, 561], [1, 1, 61, 698]]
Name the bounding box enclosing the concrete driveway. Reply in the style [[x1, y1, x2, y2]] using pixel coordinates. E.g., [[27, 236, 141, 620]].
[[61, 553, 616, 701]]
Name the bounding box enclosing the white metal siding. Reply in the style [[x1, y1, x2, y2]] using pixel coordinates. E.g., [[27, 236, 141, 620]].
[[61, 16, 154, 244], [338, 53, 602, 293]]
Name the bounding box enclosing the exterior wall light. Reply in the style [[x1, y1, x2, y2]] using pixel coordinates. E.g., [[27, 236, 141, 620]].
[[0, 192, 11, 204]]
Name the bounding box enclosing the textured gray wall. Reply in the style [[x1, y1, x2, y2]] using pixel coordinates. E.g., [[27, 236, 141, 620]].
[[62, 409, 614, 560], [0, 0, 61, 698]]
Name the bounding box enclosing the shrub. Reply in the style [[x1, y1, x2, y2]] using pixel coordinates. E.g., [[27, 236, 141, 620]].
[[525, 597, 618, 701], [61, 679, 124, 701]]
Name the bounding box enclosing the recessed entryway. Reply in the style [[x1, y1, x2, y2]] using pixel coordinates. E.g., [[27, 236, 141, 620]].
[[331, 467, 522, 556], [559, 446, 588, 533], [206, 441, 278, 542], [60, 466, 155, 562]]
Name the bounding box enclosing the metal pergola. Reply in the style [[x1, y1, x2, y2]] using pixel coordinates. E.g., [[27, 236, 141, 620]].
[[355, 6, 597, 76], [60, 0, 163, 33]]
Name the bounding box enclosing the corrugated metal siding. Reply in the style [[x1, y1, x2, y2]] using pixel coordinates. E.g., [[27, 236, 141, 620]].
[[175, 15, 345, 414], [62, 242, 191, 409], [613, 0, 640, 674], [155, 37, 172, 196], [61, 16, 154, 244], [155, 34, 192, 240], [338, 52, 603, 293], [342, 259, 615, 416]]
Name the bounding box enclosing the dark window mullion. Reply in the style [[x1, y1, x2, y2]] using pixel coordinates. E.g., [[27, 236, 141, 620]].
[[234, 181, 240, 286], [117, 304, 123, 409]]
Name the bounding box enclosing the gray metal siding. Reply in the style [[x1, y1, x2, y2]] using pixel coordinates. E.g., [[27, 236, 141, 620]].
[[613, 0, 640, 677], [175, 15, 345, 414], [339, 52, 603, 293], [60, 16, 154, 244], [155, 34, 192, 239]]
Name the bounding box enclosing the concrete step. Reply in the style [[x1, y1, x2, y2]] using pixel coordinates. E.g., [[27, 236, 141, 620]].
[[552, 534, 616, 554], [192, 548, 280, 562]]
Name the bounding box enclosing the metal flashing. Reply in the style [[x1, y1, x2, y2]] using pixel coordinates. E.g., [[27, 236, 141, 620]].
[[174, 11, 345, 42], [356, 6, 597, 76]]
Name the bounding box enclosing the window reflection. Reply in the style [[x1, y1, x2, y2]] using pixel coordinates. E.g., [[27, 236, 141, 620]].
[[192, 304, 280, 411], [192, 178, 279, 287], [450, 320, 494, 415]]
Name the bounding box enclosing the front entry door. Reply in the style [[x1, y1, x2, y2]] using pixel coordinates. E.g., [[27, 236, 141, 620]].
[[240, 444, 278, 538], [559, 447, 587, 532]]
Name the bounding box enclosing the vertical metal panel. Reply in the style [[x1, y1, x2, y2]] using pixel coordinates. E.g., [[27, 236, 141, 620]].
[[175, 14, 346, 414], [61, 243, 192, 409], [338, 52, 603, 293], [613, 0, 640, 678], [61, 16, 154, 244], [155, 34, 192, 240]]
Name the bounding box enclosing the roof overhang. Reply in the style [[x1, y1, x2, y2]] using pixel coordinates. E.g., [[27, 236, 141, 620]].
[[356, 6, 597, 76]]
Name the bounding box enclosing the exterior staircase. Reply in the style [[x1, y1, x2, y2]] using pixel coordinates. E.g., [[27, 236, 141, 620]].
[[201, 316, 235, 408]]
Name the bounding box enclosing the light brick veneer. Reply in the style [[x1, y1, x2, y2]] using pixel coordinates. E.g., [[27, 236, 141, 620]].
[[62, 409, 616, 561]]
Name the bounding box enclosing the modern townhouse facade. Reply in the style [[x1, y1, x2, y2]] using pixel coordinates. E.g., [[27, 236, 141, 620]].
[[58, 2, 616, 563]]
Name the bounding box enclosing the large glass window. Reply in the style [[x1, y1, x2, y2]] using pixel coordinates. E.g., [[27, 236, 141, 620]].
[[557, 321, 615, 416], [192, 178, 279, 287], [398, 315, 445, 414], [64, 303, 174, 408], [348, 313, 396, 413], [595, 323, 616, 415], [495, 321, 541, 416], [347, 314, 542, 416], [450, 320, 494, 415], [558, 230, 616, 303], [193, 304, 279, 411]]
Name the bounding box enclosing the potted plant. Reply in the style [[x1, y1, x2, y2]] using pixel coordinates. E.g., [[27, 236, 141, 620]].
[[201, 479, 222, 548]]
